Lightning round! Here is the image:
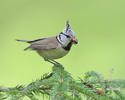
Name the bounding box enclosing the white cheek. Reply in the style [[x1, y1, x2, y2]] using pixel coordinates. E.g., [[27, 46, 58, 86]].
[[61, 36, 71, 46]]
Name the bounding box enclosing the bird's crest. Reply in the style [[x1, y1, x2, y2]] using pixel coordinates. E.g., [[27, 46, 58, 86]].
[[62, 21, 75, 38]]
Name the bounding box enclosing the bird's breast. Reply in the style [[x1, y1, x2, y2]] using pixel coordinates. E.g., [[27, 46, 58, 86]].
[[37, 44, 69, 59]]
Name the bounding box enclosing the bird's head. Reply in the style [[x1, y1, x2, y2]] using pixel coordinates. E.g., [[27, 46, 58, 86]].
[[57, 21, 78, 48]]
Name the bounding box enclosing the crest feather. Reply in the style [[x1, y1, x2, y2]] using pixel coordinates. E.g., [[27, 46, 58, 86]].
[[62, 21, 75, 38]]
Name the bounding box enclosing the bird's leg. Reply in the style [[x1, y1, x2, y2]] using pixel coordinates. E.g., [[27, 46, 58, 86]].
[[44, 58, 61, 66], [51, 59, 61, 65], [44, 58, 56, 65]]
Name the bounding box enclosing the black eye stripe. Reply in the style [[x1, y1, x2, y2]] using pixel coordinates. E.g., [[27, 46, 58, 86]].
[[60, 32, 70, 38], [59, 34, 63, 42], [66, 35, 70, 38]]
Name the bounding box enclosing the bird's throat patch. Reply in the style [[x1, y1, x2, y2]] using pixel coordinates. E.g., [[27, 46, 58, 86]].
[[63, 42, 72, 51]]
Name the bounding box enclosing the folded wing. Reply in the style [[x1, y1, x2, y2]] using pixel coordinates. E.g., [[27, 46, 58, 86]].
[[26, 37, 58, 51]]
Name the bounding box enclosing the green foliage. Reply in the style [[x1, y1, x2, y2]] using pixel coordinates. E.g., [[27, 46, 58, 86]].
[[0, 64, 125, 100]]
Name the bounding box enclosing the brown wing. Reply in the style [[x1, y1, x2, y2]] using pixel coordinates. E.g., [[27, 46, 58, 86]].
[[26, 38, 46, 43], [28, 37, 58, 50]]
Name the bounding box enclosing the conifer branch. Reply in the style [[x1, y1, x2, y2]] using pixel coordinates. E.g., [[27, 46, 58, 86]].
[[0, 64, 125, 100]]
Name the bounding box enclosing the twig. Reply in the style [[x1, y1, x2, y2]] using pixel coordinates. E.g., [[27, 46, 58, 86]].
[[42, 73, 53, 80]]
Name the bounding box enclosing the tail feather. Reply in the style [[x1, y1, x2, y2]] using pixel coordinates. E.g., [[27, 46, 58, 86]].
[[16, 39, 29, 43], [16, 39, 31, 50], [24, 46, 31, 51]]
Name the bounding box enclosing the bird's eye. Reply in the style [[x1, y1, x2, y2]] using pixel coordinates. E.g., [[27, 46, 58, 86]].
[[66, 35, 70, 38], [60, 32, 71, 38]]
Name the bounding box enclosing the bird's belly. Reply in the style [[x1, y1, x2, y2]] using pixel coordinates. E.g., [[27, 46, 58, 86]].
[[37, 48, 69, 59]]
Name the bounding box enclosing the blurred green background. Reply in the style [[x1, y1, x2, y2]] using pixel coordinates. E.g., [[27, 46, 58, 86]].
[[0, 0, 125, 95]]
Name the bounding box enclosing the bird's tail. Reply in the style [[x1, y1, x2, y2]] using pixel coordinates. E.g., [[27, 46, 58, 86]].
[[16, 39, 31, 50], [16, 39, 29, 43], [24, 46, 31, 51]]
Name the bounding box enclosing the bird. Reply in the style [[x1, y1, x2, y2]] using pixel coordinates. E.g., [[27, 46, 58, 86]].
[[17, 21, 78, 65]]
